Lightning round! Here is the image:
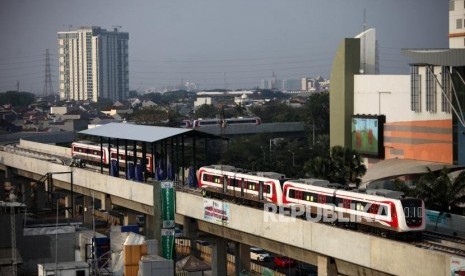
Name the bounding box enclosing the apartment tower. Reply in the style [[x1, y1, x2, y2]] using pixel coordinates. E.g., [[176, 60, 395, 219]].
[[58, 26, 129, 102]]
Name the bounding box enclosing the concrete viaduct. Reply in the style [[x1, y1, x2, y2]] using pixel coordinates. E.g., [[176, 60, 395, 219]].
[[0, 140, 458, 276]]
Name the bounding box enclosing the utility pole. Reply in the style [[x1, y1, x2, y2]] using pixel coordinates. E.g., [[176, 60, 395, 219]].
[[11, 205, 17, 276]]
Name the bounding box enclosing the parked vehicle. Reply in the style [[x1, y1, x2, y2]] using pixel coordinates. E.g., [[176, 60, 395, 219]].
[[295, 261, 317, 276], [250, 247, 270, 261], [274, 256, 295, 268]]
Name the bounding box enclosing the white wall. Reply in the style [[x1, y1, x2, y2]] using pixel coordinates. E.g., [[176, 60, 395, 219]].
[[354, 74, 452, 123]]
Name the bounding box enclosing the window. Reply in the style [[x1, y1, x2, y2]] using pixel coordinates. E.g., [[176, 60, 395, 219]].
[[410, 65, 421, 112], [441, 66, 451, 113], [449, 0, 454, 11], [457, 18, 463, 29], [425, 66, 437, 113]]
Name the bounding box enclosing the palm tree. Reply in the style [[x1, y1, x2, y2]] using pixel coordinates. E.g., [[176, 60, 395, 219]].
[[304, 146, 366, 186], [305, 156, 331, 179], [328, 146, 366, 186], [416, 167, 465, 214]]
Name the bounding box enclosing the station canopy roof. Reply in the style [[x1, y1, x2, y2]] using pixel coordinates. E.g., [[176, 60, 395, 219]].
[[360, 158, 465, 188], [402, 48, 465, 66], [78, 122, 222, 143]]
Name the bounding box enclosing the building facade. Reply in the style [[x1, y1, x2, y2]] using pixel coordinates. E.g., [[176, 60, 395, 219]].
[[58, 26, 129, 102], [330, 2, 465, 166], [449, 0, 465, 48]]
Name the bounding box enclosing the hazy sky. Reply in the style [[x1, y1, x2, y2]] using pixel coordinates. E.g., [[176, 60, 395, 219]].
[[0, 0, 448, 93]]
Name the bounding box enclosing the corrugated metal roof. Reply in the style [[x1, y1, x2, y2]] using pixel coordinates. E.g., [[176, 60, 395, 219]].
[[79, 122, 193, 142], [402, 48, 465, 66]]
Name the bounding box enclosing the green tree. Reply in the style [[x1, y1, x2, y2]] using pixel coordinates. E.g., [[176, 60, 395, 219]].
[[416, 167, 465, 214], [0, 91, 35, 106], [304, 145, 366, 186], [129, 106, 169, 125], [195, 104, 219, 119], [304, 156, 331, 179], [249, 102, 304, 123], [304, 91, 330, 145], [233, 103, 246, 117], [128, 90, 138, 98]]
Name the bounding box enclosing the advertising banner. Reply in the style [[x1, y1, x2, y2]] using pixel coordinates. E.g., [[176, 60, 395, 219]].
[[450, 257, 465, 276], [161, 228, 175, 260], [203, 198, 230, 225], [161, 181, 175, 228]]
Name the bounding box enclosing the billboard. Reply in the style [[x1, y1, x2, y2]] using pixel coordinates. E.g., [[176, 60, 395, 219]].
[[351, 115, 385, 158], [203, 198, 230, 225]]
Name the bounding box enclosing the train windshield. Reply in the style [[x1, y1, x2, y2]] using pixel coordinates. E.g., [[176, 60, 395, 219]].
[[401, 198, 422, 217], [401, 198, 423, 227]]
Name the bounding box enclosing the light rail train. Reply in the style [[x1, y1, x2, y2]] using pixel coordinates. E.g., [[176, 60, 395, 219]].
[[71, 141, 154, 172], [197, 165, 425, 235]]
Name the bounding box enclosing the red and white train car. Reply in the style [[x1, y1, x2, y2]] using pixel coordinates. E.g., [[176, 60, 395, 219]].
[[282, 180, 425, 233], [197, 165, 285, 205], [71, 141, 154, 172], [198, 165, 425, 234]]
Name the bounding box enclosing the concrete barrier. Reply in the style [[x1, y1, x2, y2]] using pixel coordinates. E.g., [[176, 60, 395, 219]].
[[19, 139, 72, 157], [176, 192, 456, 276]]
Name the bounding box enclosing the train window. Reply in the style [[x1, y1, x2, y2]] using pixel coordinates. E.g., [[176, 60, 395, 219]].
[[264, 185, 270, 194], [369, 204, 379, 214], [355, 202, 365, 211], [211, 175, 221, 184], [343, 198, 351, 209], [317, 194, 326, 204], [289, 189, 295, 198], [299, 191, 305, 200], [379, 205, 388, 216]]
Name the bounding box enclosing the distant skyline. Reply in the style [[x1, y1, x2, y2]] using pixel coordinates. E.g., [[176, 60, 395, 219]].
[[0, 0, 448, 94]]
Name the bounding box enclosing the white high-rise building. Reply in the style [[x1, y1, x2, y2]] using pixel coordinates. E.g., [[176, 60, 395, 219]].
[[58, 26, 129, 102], [449, 0, 465, 48]]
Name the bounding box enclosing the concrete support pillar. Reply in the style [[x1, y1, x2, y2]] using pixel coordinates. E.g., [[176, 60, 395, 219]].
[[211, 237, 228, 276], [4, 181, 12, 201], [4, 166, 11, 179], [317, 255, 338, 276], [64, 195, 71, 219], [145, 214, 155, 239], [83, 195, 93, 228], [152, 182, 162, 255], [234, 242, 250, 275], [123, 215, 129, 226], [100, 193, 111, 210], [182, 216, 201, 257], [36, 181, 46, 210], [21, 182, 27, 203]]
